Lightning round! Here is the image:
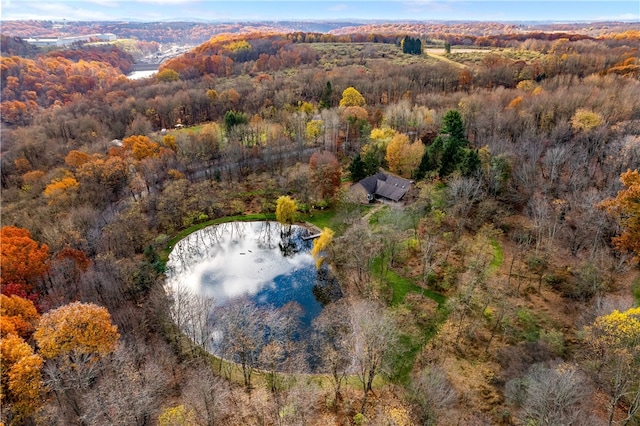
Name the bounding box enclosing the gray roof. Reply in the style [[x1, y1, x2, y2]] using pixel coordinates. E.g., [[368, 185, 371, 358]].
[[357, 172, 412, 202]]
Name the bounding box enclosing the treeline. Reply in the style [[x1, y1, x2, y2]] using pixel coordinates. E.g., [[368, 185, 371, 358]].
[[0, 34, 41, 58], [0, 20, 369, 44], [1, 43, 133, 124], [161, 33, 319, 80], [2, 30, 636, 129], [331, 21, 640, 40], [1, 29, 640, 425]]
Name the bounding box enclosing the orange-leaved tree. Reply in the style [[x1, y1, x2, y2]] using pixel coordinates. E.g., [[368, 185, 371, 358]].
[[0, 226, 50, 286], [601, 169, 640, 262], [309, 151, 342, 201], [121, 135, 162, 160], [34, 302, 119, 362], [0, 333, 44, 420], [0, 294, 39, 339]]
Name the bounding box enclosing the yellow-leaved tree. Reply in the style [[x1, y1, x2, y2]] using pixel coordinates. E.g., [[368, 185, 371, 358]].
[[339, 87, 365, 107], [43, 175, 79, 205], [385, 133, 423, 178], [571, 108, 604, 132], [583, 307, 640, 425], [34, 301, 120, 362], [30, 302, 119, 425], [0, 333, 44, 420], [369, 127, 396, 151], [311, 227, 334, 269], [158, 404, 197, 426], [276, 195, 298, 227], [306, 120, 323, 145]]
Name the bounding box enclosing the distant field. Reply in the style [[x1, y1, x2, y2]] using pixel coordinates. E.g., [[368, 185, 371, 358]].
[[424, 47, 492, 54], [309, 42, 439, 69], [425, 46, 545, 66]]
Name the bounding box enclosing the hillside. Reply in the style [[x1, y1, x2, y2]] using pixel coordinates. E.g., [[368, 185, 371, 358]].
[[1, 24, 639, 426]]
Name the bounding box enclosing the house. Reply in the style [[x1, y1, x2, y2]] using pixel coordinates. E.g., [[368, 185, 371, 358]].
[[350, 172, 414, 204]]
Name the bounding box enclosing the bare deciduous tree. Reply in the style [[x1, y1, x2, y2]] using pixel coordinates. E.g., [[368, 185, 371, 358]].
[[409, 364, 457, 426], [505, 361, 598, 426], [350, 299, 399, 414], [311, 300, 354, 409], [166, 283, 215, 351], [182, 362, 231, 426]]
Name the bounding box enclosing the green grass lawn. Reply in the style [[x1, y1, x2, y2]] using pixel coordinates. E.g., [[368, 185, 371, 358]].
[[300, 208, 337, 230], [300, 204, 372, 236], [489, 238, 504, 273], [371, 256, 446, 307], [370, 254, 448, 383]]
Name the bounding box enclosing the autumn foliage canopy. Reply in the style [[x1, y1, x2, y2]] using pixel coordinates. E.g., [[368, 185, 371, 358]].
[[34, 301, 120, 360], [0, 226, 50, 286], [602, 169, 640, 261]]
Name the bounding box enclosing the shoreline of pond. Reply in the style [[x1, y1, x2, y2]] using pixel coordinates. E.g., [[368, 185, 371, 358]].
[[160, 213, 326, 265]]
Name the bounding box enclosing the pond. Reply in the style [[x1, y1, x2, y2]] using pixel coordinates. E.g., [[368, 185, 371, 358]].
[[165, 221, 341, 339]]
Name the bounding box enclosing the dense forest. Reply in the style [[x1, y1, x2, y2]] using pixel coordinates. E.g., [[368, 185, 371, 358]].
[[1, 21, 639, 426]]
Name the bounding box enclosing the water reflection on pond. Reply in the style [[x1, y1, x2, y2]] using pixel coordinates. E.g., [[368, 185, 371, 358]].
[[165, 221, 339, 327]]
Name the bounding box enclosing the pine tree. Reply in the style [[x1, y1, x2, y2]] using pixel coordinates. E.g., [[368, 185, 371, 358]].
[[320, 81, 333, 109], [441, 110, 466, 141], [349, 154, 367, 182]]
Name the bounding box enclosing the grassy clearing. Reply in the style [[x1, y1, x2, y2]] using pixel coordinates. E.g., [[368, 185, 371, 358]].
[[371, 254, 448, 383], [425, 51, 467, 69], [392, 334, 424, 383], [372, 256, 445, 307], [309, 42, 439, 69], [444, 47, 544, 65], [172, 123, 206, 134], [489, 238, 504, 273], [633, 276, 640, 306], [300, 205, 372, 236], [300, 208, 337, 230]]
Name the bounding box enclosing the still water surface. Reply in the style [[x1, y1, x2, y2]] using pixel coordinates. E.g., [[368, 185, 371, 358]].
[[126, 70, 157, 79], [165, 221, 329, 326]]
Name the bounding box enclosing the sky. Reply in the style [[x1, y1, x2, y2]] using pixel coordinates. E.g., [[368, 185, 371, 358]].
[[1, 0, 638, 23]]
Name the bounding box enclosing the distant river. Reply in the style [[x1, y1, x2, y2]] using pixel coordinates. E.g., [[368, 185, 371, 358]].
[[126, 70, 157, 80]]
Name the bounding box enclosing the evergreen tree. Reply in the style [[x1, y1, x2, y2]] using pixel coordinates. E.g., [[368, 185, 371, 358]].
[[421, 109, 479, 178], [223, 110, 248, 132], [439, 137, 464, 177], [416, 146, 434, 180], [348, 154, 367, 182], [320, 81, 333, 109], [414, 37, 422, 55], [362, 146, 382, 176], [401, 36, 422, 55], [460, 149, 481, 177], [440, 110, 466, 141]]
